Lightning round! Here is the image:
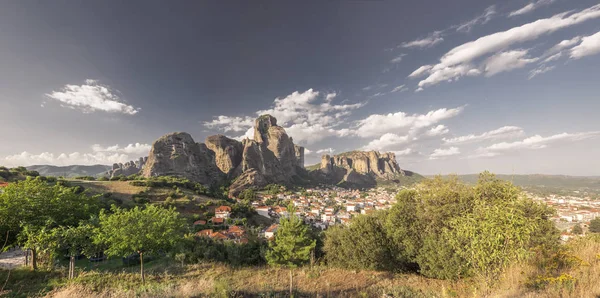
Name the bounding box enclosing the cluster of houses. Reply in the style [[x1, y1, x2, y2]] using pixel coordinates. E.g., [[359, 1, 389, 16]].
[[251, 186, 398, 230], [527, 192, 600, 241]]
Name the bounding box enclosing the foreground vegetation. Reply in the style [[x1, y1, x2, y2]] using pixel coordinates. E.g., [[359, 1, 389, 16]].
[[2, 171, 600, 297]]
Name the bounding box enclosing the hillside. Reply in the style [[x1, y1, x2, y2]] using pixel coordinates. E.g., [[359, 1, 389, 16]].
[[26, 164, 111, 178], [449, 174, 600, 196]]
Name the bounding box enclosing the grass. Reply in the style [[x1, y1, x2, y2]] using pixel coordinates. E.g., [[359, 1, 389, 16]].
[[3, 235, 599, 297], [67, 180, 146, 201]]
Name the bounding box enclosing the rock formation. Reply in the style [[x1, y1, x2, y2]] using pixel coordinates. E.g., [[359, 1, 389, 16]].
[[141, 132, 225, 185], [205, 134, 243, 177], [314, 151, 404, 188], [109, 157, 147, 178], [142, 115, 306, 195]]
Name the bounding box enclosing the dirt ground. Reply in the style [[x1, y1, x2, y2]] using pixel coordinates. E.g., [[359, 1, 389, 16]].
[[0, 249, 25, 270]]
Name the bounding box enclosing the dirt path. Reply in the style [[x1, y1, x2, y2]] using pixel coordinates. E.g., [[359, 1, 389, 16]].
[[0, 249, 25, 270]]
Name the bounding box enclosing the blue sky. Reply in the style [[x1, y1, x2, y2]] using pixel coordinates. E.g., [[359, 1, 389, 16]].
[[1, 0, 599, 175]]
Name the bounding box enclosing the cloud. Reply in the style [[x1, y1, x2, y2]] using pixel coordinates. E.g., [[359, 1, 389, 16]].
[[316, 148, 335, 154], [408, 65, 433, 78], [352, 107, 464, 138], [390, 85, 407, 93], [430, 147, 460, 159], [509, 0, 555, 17], [91, 143, 151, 155], [401, 31, 444, 48], [483, 49, 539, 76], [414, 4, 600, 89], [325, 92, 337, 101], [456, 5, 496, 33], [304, 148, 313, 155], [256, 89, 365, 128], [472, 131, 600, 158], [354, 107, 464, 137], [362, 133, 412, 151], [390, 54, 406, 63], [46, 80, 139, 115], [203, 116, 255, 132], [284, 122, 344, 144], [426, 125, 450, 137], [443, 126, 524, 144], [570, 30, 600, 59], [210, 89, 366, 144], [2, 143, 151, 167], [528, 65, 555, 79], [543, 36, 582, 58]]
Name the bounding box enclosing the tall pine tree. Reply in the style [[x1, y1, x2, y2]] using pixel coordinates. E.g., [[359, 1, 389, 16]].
[[266, 203, 315, 295]]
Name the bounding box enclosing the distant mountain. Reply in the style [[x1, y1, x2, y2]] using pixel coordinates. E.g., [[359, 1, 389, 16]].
[[26, 164, 112, 178], [442, 174, 600, 196]]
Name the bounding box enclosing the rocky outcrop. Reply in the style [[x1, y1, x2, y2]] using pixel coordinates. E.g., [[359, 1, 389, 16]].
[[205, 135, 243, 177], [230, 115, 305, 195], [142, 116, 306, 195], [313, 151, 404, 188], [109, 157, 147, 178], [141, 132, 225, 184]]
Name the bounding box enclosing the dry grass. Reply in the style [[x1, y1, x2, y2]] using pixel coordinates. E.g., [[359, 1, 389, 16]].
[[68, 180, 147, 201]]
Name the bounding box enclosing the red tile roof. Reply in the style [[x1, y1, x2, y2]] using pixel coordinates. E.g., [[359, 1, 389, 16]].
[[193, 220, 207, 226], [215, 206, 232, 213], [0, 182, 9, 188], [211, 217, 224, 224]]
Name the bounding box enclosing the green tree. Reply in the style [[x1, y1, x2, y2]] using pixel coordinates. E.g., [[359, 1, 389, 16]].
[[55, 223, 98, 279], [589, 218, 600, 233], [572, 223, 583, 235], [0, 178, 99, 269], [266, 203, 315, 295], [96, 205, 185, 282], [324, 212, 396, 271]]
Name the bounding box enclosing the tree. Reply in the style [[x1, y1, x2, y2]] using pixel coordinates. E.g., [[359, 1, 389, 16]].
[[572, 224, 583, 235], [266, 203, 315, 295], [55, 223, 98, 279], [0, 178, 100, 269], [96, 205, 185, 282], [590, 218, 600, 233]]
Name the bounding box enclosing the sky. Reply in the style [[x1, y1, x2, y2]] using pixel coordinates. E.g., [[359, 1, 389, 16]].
[[1, 0, 599, 175]]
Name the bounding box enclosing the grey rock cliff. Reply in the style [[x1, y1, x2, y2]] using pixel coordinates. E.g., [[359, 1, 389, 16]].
[[109, 157, 147, 178], [142, 116, 305, 195], [141, 132, 225, 184], [315, 151, 404, 187]]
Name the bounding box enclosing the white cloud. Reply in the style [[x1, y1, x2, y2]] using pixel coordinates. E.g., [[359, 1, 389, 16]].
[[362, 133, 412, 151], [352, 106, 463, 139], [528, 65, 555, 79], [430, 147, 460, 159], [543, 36, 582, 58], [231, 127, 255, 141], [284, 122, 343, 144], [456, 5, 496, 33], [390, 85, 407, 93], [401, 31, 444, 48], [204, 116, 255, 132], [509, 0, 555, 17], [542, 52, 562, 63], [570, 30, 600, 59], [316, 148, 335, 154], [443, 126, 524, 144], [426, 125, 449, 137], [483, 49, 539, 76], [415, 4, 600, 89], [91, 143, 151, 155], [325, 92, 337, 101], [472, 131, 600, 158], [46, 80, 139, 115], [392, 148, 421, 157], [408, 65, 433, 78], [256, 89, 365, 128], [2, 151, 135, 167], [390, 54, 406, 63]]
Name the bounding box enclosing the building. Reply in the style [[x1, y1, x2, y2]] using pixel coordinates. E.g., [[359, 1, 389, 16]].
[[215, 206, 232, 219], [264, 224, 279, 239]]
